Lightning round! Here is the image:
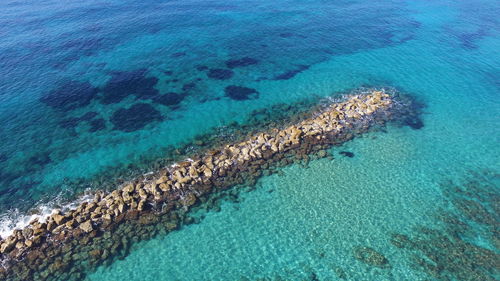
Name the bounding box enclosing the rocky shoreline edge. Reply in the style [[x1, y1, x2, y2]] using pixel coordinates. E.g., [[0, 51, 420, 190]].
[[0, 89, 421, 280]]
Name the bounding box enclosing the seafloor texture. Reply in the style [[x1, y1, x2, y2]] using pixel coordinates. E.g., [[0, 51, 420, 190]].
[[0, 90, 422, 280], [0, 0, 499, 280]]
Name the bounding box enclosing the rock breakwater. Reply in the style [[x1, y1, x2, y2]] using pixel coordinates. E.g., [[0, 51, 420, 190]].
[[0, 89, 420, 280]]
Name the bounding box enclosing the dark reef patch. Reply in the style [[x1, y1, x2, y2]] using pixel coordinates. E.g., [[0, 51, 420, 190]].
[[224, 86, 259, 101], [59, 117, 82, 129], [170, 52, 186, 58], [273, 64, 310, 80], [59, 112, 99, 129], [153, 92, 184, 107], [353, 246, 390, 269], [27, 152, 52, 168], [196, 65, 208, 71], [0, 153, 8, 163], [279, 32, 294, 38], [0, 90, 425, 281], [207, 68, 234, 80], [61, 37, 105, 57], [458, 29, 487, 50], [110, 103, 163, 132], [391, 170, 500, 281], [164, 70, 173, 76], [339, 151, 354, 158], [88, 118, 106, 132], [79, 111, 98, 121], [182, 82, 196, 92], [100, 69, 159, 104], [391, 93, 426, 130], [225, 57, 259, 68], [404, 116, 424, 130], [40, 81, 99, 111]]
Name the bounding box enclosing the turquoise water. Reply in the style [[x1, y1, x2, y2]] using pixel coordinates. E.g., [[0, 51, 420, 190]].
[[0, 0, 499, 280]]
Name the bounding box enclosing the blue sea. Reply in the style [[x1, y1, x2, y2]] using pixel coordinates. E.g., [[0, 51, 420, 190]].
[[0, 0, 499, 280]]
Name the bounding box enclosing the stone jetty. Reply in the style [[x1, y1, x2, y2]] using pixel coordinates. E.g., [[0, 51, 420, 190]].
[[0, 90, 416, 280]]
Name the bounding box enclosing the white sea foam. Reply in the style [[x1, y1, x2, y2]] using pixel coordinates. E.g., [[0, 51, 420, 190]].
[[0, 192, 95, 239]]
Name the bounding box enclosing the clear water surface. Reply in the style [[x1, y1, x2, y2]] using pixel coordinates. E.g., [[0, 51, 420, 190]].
[[0, 0, 498, 280]]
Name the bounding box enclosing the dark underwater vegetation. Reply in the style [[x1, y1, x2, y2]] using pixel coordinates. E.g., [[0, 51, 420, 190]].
[[207, 68, 234, 80], [0, 0, 499, 280], [153, 92, 185, 107], [225, 57, 259, 69], [110, 103, 163, 132], [40, 81, 99, 111], [390, 170, 500, 281], [224, 86, 260, 101], [100, 69, 159, 104]]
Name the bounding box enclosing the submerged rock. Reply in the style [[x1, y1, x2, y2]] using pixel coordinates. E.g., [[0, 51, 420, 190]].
[[353, 246, 390, 268], [404, 116, 424, 130], [339, 151, 354, 158], [0, 90, 419, 281], [110, 103, 162, 132]]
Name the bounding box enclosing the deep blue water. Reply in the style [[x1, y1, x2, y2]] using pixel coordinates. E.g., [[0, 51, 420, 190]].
[[0, 0, 499, 280]]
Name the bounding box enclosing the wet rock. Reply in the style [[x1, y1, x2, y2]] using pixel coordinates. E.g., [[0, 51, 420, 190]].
[[110, 103, 163, 132], [0, 238, 16, 253], [181, 193, 197, 207], [224, 86, 259, 101], [79, 220, 93, 233], [52, 213, 68, 225], [353, 246, 390, 268], [0, 90, 411, 280], [40, 81, 99, 111], [225, 57, 259, 68], [207, 68, 234, 80]]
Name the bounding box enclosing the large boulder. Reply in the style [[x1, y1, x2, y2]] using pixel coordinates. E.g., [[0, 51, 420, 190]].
[[79, 221, 93, 233]]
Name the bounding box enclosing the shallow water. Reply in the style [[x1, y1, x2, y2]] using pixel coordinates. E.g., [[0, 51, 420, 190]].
[[0, 0, 499, 280]]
